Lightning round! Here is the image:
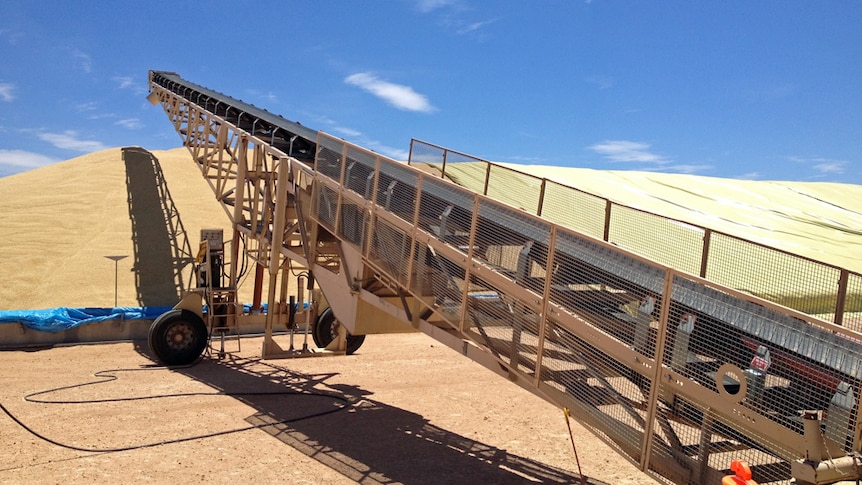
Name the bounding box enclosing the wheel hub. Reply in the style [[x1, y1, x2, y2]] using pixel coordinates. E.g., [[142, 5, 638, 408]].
[[165, 323, 194, 350], [329, 320, 341, 340]]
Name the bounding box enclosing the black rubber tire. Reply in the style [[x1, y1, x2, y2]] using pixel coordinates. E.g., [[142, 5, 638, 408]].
[[148, 309, 208, 366], [312, 307, 365, 355]]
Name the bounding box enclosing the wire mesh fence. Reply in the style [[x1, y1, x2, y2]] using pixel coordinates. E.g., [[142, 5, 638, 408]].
[[608, 204, 704, 277], [541, 179, 608, 239], [408, 138, 861, 326], [309, 132, 862, 484], [845, 272, 862, 331]]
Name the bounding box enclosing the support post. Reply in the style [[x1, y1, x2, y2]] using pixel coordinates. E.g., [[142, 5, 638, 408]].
[[262, 158, 291, 357]]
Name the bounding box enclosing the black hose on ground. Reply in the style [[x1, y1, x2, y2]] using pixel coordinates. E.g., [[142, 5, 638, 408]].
[[0, 360, 350, 454]]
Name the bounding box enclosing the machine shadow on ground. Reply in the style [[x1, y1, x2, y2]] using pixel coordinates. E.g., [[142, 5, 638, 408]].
[[170, 354, 609, 485], [123, 147, 195, 307]]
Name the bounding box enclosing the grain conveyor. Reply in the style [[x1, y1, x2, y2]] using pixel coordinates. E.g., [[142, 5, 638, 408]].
[[146, 70, 862, 484]]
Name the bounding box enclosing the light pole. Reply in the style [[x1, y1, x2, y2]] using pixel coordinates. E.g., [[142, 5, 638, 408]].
[[104, 255, 128, 307]]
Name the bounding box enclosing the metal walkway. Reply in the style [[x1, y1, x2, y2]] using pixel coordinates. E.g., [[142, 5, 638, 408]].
[[148, 71, 862, 485]]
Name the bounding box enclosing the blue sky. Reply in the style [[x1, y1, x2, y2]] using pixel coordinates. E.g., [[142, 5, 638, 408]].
[[0, 1, 860, 183]]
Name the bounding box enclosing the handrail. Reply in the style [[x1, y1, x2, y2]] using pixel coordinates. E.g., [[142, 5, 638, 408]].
[[408, 138, 862, 327]]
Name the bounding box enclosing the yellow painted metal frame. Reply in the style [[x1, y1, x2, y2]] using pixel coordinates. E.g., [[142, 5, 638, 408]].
[[149, 74, 862, 485]]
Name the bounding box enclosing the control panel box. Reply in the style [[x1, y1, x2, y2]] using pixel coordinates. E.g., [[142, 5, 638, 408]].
[[200, 229, 224, 251]]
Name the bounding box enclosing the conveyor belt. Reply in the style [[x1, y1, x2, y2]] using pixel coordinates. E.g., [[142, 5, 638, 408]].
[[148, 70, 862, 485]]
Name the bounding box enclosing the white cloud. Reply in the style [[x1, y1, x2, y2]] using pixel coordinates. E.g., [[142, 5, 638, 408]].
[[87, 113, 116, 120], [813, 162, 845, 174], [345, 72, 435, 113], [0, 149, 60, 170], [77, 102, 119, 121], [38, 131, 107, 152], [329, 126, 408, 161], [0, 29, 24, 45], [116, 118, 142, 129], [588, 140, 712, 174], [71, 49, 92, 73], [659, 164, 713, 175], [589, 140, 667, 163], [76, 101, 98, 112], [113, 76, 134, 89], [791, 156, 848, 176], [113, 75, 149, 95], [0, 82, 14, 102], [586, 75, 614, 90], [457, 18, 497, 35], [416, 0, 457, 13], [370, 143, 409, 161], [413, 1, 492, 38], [310, 114, 408, 161], [333, 126, 362, 137], [246, 89, 278, 102]]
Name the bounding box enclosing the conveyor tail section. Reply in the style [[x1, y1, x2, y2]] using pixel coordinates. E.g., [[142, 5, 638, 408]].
[[148, 71, 862, 485]]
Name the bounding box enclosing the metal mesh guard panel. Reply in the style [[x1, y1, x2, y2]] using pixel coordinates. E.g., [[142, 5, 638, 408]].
[[418, 176, 476, 257], [466, 272, 540, 376], [474, 201, 551, 296], [477, 200, 550, 247], [338, 197, 367, 249], [541, 180, 607, 239], [376, 158, 418, 222], [407, 141, 861, 327], [706, 232, 843, 316], [344, 147, 378, 198], [409, 141, 444, 165], [485, 163, 542, 214], [846, 272, 862, 332], [647, 397, 793, 485], [609, 204, 704, 277], [316, 184, 338, 231], [410, 240, 444, 299], [657, 273, 862, 483], [540, 315, 651, 473], [316, 143, 343, 181], [554, 229, 666, 295], [418, 174, 475, 225], [551, 229, 667, 359], [368, 216, 412, 286], [671, 276, 862, 383], [419, 243, 466, 325], [438, 162, 489, 191]]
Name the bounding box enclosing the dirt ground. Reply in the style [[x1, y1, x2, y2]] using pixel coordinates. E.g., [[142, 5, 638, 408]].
[[0, 333, 658, 485]]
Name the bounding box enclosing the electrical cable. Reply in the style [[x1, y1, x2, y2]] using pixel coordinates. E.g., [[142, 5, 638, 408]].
[[289, 264, 309, 279], [563, 407, 587, 485], [0, 362, 350, 454], [237, 232, 249, 281]]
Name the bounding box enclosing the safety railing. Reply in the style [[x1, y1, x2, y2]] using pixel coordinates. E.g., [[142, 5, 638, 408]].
[[408, 139, 862, 329], [311, 132, 862, 485]]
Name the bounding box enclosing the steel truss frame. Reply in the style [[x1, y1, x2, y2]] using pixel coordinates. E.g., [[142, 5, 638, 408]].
[[149, 71, 862, 485]]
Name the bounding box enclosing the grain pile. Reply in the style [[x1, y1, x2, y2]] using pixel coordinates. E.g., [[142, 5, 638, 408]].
[[0, 147, 233, 310]]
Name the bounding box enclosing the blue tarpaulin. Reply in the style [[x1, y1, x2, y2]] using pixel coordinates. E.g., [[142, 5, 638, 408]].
[[0, 307, 173, 333]]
